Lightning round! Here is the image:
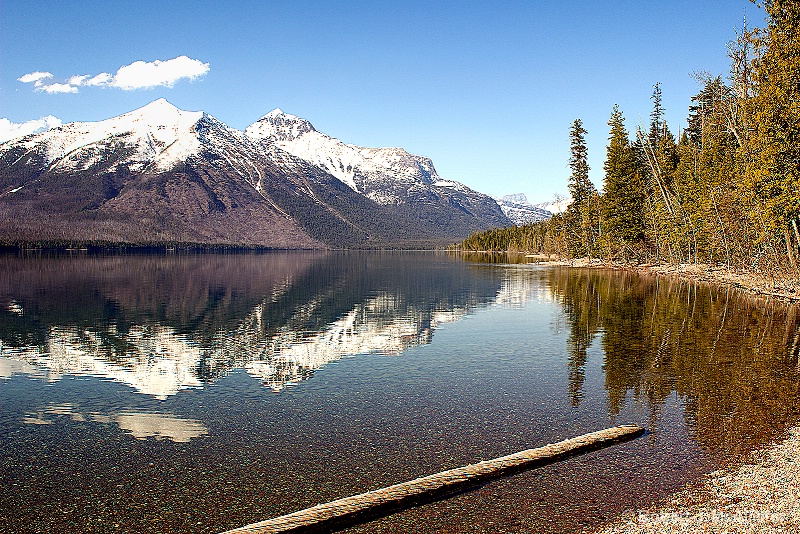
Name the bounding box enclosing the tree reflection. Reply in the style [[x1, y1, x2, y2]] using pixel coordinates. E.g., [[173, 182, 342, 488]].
[[550, 268, 800, 454], [550, 270, 602, 406]]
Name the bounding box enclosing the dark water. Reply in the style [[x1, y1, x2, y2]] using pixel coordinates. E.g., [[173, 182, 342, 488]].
[[0, 251, 798, 534]]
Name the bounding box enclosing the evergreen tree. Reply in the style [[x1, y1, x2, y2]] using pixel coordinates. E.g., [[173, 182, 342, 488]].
[[686, 77, 733, 147], [566, 119, 599, 256], [637, 84, 689, 263], [678, 77, 742, 266], [567, 119, 594, 205], [601, 105, 646, 258], [649, 82, 664, 145]]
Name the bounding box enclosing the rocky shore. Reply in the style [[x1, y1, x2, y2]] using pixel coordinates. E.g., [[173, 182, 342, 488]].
[[593, 427, 800, 533]]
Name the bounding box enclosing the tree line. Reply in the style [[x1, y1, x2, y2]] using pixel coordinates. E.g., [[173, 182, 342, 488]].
[[458, 1, 799, 278]]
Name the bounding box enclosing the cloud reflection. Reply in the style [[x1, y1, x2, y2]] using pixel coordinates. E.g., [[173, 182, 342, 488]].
[[112, 412, 208, 442], [21, 403, 208, 442]]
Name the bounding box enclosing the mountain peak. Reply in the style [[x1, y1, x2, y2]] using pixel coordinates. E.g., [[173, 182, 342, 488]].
[[147, 97, 175, 107], [7, 98, 206, 174], [126, 98, 197, 121], [245, 109, 316, 143], [263, 108, 285, 119]]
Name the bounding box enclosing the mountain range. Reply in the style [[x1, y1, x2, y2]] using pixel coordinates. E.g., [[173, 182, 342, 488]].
[[0, 99, 535, 249]]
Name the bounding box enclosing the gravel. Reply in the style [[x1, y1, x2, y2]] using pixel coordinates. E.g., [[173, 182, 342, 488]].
[[593, 427, 800, 534]]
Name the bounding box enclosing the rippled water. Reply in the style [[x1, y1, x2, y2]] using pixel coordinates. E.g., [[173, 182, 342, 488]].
[[1, 251, 798, 533]]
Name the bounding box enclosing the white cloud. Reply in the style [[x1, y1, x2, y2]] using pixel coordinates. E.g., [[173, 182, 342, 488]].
[[18, 71, 53, 84], [84, 72, 112, 86], [39, 83, 79, 94], [68, 75, 89, 86], [109, 56, 210, 90], [0, 116, 62, 143], [17, 56, 210, 94]]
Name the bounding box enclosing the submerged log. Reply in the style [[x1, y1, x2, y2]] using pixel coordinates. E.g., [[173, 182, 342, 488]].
[[221, 424, 645, 534]]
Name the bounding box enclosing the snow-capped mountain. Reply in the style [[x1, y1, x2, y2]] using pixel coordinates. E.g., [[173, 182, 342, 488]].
[[10, 99, 206, 174], [0, 99, 510, 248], [494, 193, 552, 225], [6, 98, 269, 187], [246, 109, 449, 204], [0, 99, 324, 248], [244, 108, 498, 212]]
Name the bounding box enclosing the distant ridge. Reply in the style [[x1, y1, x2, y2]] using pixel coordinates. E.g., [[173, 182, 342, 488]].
[[494, 193, 553, 225]]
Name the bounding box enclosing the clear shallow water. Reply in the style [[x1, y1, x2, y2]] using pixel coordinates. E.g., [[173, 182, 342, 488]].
[[0, 251, 798, 533]]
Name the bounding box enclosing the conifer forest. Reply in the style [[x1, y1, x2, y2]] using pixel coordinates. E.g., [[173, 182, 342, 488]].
[[457, 1, 800, 279]]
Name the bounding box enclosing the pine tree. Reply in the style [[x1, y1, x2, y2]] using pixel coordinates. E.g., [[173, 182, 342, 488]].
[[678, 77, 742, 266], [568, 119, 594, 206], [649, 82, 664, 145], [686, 77, 733, 147], [601, 105, 646, 258], [566, 119, 599, 256]]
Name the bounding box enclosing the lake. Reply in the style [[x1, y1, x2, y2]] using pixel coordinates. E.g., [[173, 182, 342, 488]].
[[1, 251, 798, 533]]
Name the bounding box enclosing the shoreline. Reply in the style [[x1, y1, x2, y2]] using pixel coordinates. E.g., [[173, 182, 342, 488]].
[[591, 427, 800, 533], [527, 256, 800, 303]]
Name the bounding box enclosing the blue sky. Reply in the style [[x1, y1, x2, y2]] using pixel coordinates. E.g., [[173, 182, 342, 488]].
[[1, 0, 765, 203]]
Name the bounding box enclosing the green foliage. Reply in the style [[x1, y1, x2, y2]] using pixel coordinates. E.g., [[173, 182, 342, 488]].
[[675, 76, 747, 266], [567, 119, 594, 206], [455, 218, 562, 254], [600, 105, 646, 259], [566, 119, 600, 256], [649, 82, 665, 146], [741, 0, 800, 268]]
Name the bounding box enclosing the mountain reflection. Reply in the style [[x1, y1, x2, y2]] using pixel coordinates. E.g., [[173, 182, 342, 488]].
[[549, 268, 800, 455], [0, 252, 515, 396]]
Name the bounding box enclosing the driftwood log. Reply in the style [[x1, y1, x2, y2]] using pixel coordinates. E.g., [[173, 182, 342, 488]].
[[221, 424, 645, 534]]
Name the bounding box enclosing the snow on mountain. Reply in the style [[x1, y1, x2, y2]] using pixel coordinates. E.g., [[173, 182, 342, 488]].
[[247, 108, 316, 142], [502, 193, 528, 205], [3, 98, 273, 190], [494, 193, 552, 225], [7, 99, 204, 173], [4, 102, 498, 211], [533, 196, 571, 214], [245, 109, 446, 203], [5, 100, 494, 210]]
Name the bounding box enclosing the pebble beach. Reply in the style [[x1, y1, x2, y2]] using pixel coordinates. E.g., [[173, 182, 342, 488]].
[[594, 427, 800, 533]]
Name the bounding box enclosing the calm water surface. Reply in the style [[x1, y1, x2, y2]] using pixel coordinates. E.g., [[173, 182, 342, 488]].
[[1, 251, 798, 533]]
